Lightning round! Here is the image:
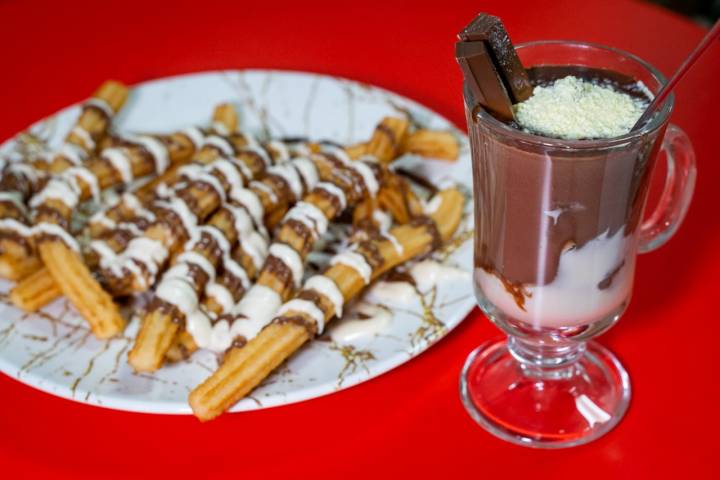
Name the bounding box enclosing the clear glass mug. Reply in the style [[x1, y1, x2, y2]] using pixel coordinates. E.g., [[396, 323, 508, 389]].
[[459, 41, 697, 448]]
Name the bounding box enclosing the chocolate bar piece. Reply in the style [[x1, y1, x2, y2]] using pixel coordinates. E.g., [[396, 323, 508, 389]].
[[455, 14, 533, 121]]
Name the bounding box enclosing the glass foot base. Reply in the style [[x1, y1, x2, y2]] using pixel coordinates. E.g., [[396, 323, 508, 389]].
[[460, 338, 631, 449]]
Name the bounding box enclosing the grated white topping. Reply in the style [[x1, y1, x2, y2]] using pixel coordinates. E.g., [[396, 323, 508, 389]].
[[513, 76, 648, 140]]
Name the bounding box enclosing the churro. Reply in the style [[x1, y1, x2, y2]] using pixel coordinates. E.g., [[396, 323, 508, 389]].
[[0, 80, 128, 280], [128, 117, 410, 371], [189, 188, 464, 420], [0, 78, 466, 418]]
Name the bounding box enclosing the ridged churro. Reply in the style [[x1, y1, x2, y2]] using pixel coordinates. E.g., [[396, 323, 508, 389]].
[[189, 188, 464, 420]]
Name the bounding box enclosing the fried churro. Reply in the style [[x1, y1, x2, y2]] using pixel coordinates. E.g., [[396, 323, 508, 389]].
[[189, 188, 464, 420]]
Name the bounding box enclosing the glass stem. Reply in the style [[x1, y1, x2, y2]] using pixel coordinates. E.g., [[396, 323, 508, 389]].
[[507, 336, 585, 379]]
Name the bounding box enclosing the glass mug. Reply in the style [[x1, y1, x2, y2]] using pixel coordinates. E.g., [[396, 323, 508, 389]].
[[459, 41, 696, 448]]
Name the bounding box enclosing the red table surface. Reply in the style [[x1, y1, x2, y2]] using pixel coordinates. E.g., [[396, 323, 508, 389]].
[[1, 0, 718, 478]]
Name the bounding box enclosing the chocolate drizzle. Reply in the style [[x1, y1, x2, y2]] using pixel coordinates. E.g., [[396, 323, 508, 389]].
[[272, 314, 317, 336], [353, 240, 385, 269], [409, 216, 442, 252], [265, 255, 295, 291]]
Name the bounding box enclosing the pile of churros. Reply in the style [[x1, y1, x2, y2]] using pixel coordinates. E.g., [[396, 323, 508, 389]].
[[0, 80, 465, 421]]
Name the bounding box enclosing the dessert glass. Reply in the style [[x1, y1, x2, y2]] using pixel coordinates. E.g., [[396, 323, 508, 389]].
[[460, 41, 697, 448]]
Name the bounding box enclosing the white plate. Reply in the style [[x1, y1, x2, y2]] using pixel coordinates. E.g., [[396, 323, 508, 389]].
[[0, 70, 474, 414]]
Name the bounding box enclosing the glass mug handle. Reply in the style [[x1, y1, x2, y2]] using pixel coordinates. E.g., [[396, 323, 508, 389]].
[[639, 124, 697, 253]]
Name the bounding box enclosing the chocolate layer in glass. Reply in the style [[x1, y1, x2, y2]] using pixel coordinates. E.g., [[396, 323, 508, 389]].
[[470, 66, 663, 328]]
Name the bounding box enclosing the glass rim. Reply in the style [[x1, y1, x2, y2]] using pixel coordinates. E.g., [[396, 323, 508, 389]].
[[472, 40, 673, 149]]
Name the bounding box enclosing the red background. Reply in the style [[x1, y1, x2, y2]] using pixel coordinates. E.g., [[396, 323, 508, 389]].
[[1, 0, 718, 478]]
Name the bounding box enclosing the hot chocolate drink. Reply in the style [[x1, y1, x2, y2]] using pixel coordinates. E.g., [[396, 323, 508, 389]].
[[469, 66, 661, 328]]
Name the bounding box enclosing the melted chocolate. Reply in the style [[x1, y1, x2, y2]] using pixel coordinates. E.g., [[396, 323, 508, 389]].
[[272, 314, 317, 335]]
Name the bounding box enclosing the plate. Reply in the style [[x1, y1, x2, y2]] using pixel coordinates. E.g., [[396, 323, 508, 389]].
[[0, 70, 474, 414]]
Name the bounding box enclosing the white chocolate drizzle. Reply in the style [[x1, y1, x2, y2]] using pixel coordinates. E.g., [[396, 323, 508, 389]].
[[373, 210, 403, 255], [84, 98, 114, 118], [71, 126, 95, 150], [182, 126, 205, 149], [268, 163, 303, 200], [29, 176, 81, 209], [292, 157, 319, 190], [315, 182, 347, 210], [330, 250, 372, 284], [277, 299, 326, 334], [0, 192, 27, 215], [179, 164, 226, 201], [128, 135, 170, 173], [156, 277, 198, 316], [102, 148, 134, 183], [0, 218, 32, 237], [351, 161, 379, 197], [33, 222, 80, 251], [65, 166, 100, 201], [57, 142, 87, 165], [304, 275, 344, 317], [283, 201, 328, 238], [203, 135, 235, 157], [211, 157, 246, 189], [228, 284, 283, 341], [7, 163, 41, 188], [266, 140, 290, 162], [229, 187, 263, 227], [205, 283, 234, 312], [268, 243, 303, 288], [250, 180, 278, 203]]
